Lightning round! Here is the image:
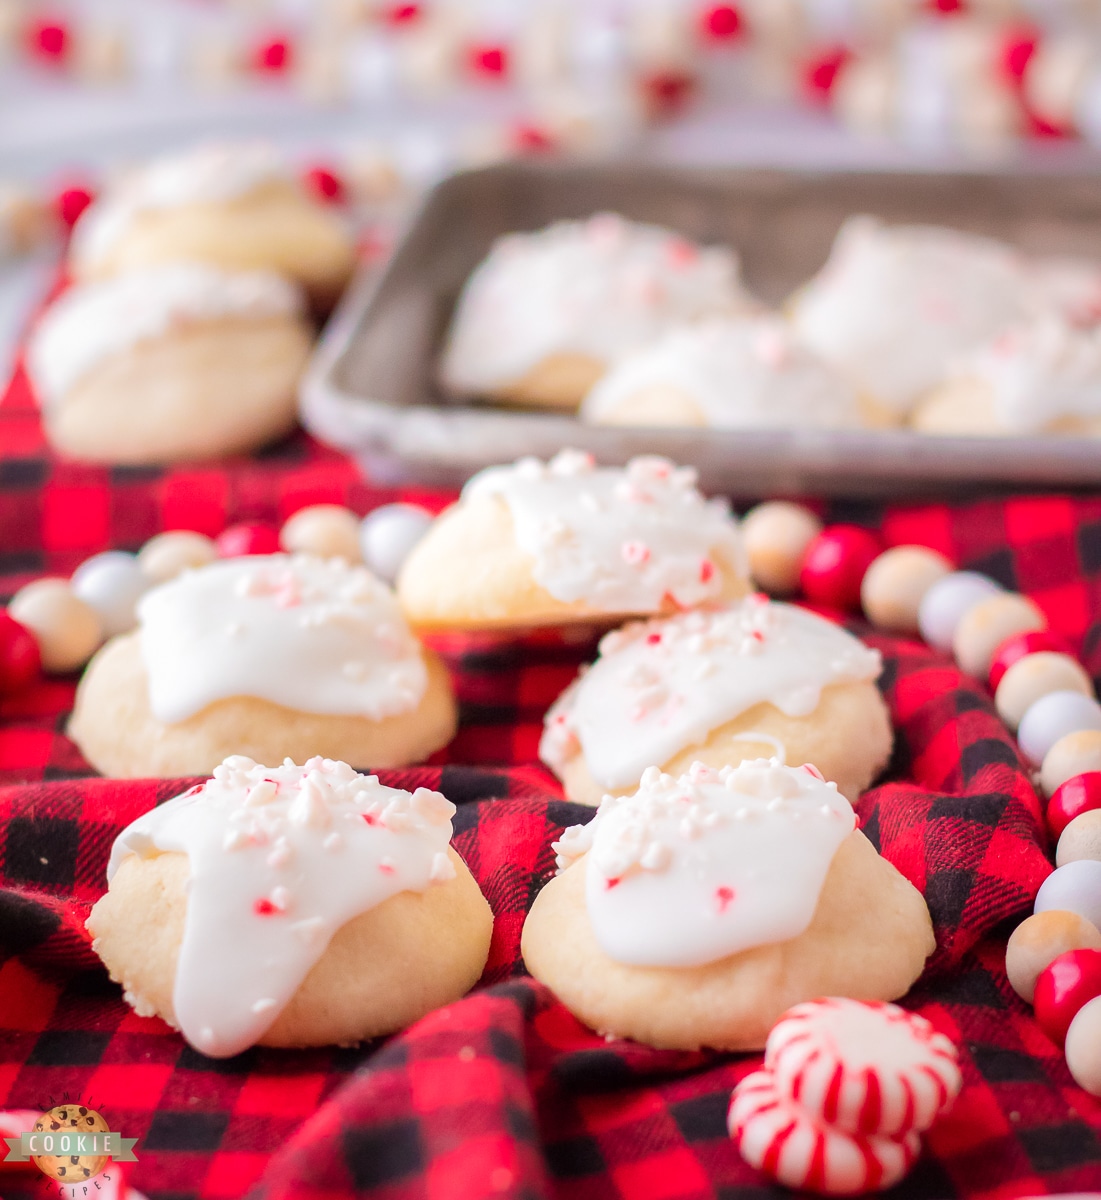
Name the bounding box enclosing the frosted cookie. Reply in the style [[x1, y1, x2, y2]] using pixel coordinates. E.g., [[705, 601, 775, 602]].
[[580, 315, 874, 431], [26, 264, 311, 463], [520, 760, 935, 1051], [69, 554, 456, 778], [70, 143, 355, 306], [789, 216, 1030, 418], [439, 213, 753, 409], [540, 594, 890, 806], [397, 451, 748, 631], [87, 756, 492, 1056], [1030, 255, 1101, 327], [912, 315, 1101, 436]]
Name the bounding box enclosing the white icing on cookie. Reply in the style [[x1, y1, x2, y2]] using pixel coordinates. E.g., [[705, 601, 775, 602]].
[[104, 755, 457, 1057], [439, 213, 751, 392], [552, 759, 855, 968], [1029, 256, 1101, 327], [463, 450, 745, 614], [138, 554, 427, 724], [539, 595, 881, 790], [71, 142, 290, 270], [790, 216, 1031, 414], [955, 315, 1101, 433], [27, 264, 302, 406], [581, 315, 865, 430]]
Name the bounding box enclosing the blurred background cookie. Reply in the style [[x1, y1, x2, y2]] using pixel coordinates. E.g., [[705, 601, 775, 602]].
[[27, 263, 312, 463]]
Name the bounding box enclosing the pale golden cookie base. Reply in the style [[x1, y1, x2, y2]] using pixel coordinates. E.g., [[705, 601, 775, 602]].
[[88, 846, 493, 1050], [911, 376, 1101, 436], [520, 830, 935, 1052], [481, 352, 607, 411], [45, 314, 312, 464], [73, 181, 355, 307], [68, 633, 457, 779], [585, 385, 708, 428], [396, 492, 748, 631], [555, 679, 893, 807]]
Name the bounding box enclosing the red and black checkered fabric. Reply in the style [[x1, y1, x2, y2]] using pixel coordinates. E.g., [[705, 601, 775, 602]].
[[4, 357, 1101, 1197]]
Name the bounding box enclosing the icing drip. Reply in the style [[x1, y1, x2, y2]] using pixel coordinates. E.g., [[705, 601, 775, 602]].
[[71, 142, 291, 269], [104, 756, 457, 1057], [552, 759, 855, 968], [539, 595, 881, 789], [581, 315, 865, 430], [790, 216, 1031, 414], [27, 264, 303, 406], [464, 450, 745, 613], [957, 315, 1101, 432], [138, 554, 427, 724], [439, 213, 752, 391]]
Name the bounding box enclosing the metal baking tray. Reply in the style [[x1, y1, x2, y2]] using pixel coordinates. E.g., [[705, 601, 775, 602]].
[[300, 160, 1101, 498]]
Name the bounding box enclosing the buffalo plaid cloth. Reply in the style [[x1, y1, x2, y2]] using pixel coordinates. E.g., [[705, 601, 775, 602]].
[[3, 353, 1101, 1198]]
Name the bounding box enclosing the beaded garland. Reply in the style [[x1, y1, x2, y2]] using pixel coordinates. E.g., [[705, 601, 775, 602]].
[[743, 499, 1101, 1103]]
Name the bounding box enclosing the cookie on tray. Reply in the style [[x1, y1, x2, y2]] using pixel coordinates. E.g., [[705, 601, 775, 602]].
[[788, 215, 1031, 420], [26, 264, 312, 463], [581, 315, 874, 430], [69, 554, 456, 778], [69, 142, 356, 306], [521, 760, 935, 1051], [540, 594, 891, 805], [396, 450, 748, 631], [438, 213, 754, 409], [87, 756, 493, 1056], [912, 315, 1101, 436]]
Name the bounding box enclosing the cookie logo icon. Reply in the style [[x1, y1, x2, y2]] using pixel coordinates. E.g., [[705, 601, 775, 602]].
[[31, 1106, 109, 1183]]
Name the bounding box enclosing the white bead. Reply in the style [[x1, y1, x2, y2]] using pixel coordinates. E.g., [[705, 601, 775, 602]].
[[741, 501, 821, 596], [71, 551, 149, 638], [138, 531, 217, 583], [1058, 811, 1101, 868], [9, 579, 102, 673], [1019, 691, 1101, 766], [860, 545, 953, 634], [280, 505, 362, 562], [1041, 730, 1101, 798], [1034, 859, 1101, 929], [952, 592, 1045, 679], [1065, 994, 1101, 1096], [994, 652, 1093, 731], [916, 571, 1002, 650], [360, 504, 434, 583]]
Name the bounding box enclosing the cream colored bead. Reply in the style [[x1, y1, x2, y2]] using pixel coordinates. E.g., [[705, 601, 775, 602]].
[[1041, 729, 1101, 798], [952, 592, 1045, 679], [138, 531, 218, 584], [1058, 811, 1101, 868], [9, 579, 102, 674], [280, 505, 362, 562], [860, 545, 953, 634], [994, 652, 1093, 731], [1005, 909, 1101, 1004], [741, 502, 822, 597], [1065, 994, 1101, 1096]]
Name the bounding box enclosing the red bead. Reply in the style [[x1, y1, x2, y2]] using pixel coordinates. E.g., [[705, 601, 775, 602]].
[[700, 4, 742, 42], [803, 47, 850, 104], [54, 185, 95, 230], [216, 524, 281, 558], [989, 629, 1075, 691], [0, 612, 41, 697], [1048, 774, 1101, 840], [928, 0, 965, 13], [27, 18, 69, 62], [469, 44, 508, 78], [384, 3, 421, 23], [641, 69, 696, 118], [1033, 948, 1101, 1047], [303, 166, 346, 204], [798, 525, 881, 611], [1001, 25, 1039, 85], [253, 36, 292, 74], [511, 123, 556, 155]]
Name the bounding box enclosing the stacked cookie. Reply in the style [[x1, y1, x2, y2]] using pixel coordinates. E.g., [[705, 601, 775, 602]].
[[25, 142, 356, 463], [441, 211, 1101, 437]]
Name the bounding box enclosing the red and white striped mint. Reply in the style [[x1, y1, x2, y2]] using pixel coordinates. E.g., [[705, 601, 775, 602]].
[[765, 998, 962, 1138], [728, 1070, 920, 1196]]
